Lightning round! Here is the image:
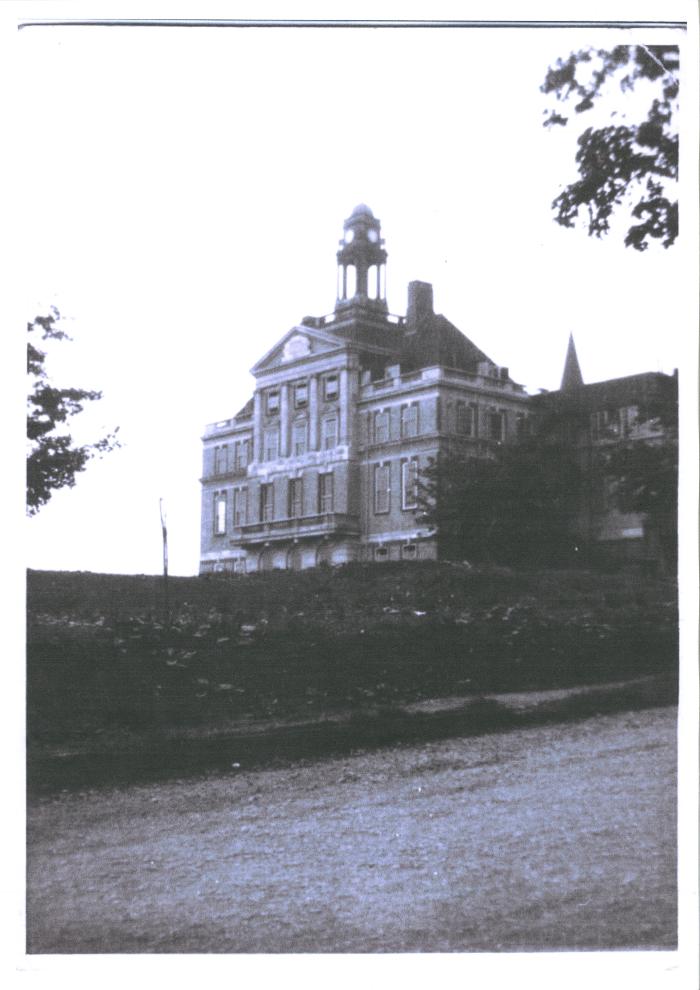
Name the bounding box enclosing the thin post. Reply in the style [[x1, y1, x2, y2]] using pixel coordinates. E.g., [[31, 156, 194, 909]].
[[159, 498, 170, 627]]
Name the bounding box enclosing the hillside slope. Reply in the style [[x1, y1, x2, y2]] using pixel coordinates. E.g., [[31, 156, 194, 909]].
[[28, 562, 677, 733]]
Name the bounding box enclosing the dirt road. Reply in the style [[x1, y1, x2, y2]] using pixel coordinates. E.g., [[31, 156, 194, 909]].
[[26, 706, 676, 953]]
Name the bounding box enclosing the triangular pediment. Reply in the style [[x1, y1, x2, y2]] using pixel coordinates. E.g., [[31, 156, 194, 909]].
[[251, 325, 347, 375]]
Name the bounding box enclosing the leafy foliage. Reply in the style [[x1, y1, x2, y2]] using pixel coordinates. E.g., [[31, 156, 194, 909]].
[[27, 308, 120, 514], [416, 441, 582, 566], [542, 45, 679, 250], [604, 393, 678, 569]]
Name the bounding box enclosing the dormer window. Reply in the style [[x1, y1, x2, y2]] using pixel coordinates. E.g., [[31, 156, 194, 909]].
[[266, 389, 280, 415]]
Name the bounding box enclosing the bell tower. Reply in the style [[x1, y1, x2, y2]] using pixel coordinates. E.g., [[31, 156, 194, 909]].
[[335, 204, 388, 313]]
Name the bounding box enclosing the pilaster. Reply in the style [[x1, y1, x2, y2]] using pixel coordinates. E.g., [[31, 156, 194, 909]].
[[253, 390, 262, 462], [280, 383, 289, 457], [309, 375, 319, 450]]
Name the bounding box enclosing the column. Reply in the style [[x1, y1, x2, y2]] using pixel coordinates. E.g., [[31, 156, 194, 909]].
[[253, 390, 263, 462], [280, 383, 289, 457], [339, 368, 349, 444], [309, 375, 319, 451]]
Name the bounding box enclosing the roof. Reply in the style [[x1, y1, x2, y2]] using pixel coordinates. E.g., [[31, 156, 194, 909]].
[[399, 311, 495, 375], [531, 371, 677, 416], [234, 397, 254, 420], [560, 333, 584, 390], [350, 203, 374, 218]]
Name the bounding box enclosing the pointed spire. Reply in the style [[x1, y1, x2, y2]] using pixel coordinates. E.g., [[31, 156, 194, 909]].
[[560, 333, 584, 390]]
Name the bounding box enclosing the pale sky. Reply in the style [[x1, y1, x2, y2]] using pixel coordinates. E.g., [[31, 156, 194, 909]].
[[19, 14, 691, 576]]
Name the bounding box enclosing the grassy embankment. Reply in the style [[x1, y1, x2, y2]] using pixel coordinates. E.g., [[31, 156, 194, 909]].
[[28, 563, 677, 762]]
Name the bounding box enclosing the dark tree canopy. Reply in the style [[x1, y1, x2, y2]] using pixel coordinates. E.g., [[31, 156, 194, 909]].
[[604, 390, 678, 570], [27, 309, 120, 515], [416, 441, 582, 567], [542, 44, 679, 250]]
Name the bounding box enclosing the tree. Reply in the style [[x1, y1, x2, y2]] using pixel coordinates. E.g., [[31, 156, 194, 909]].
[[416, 440, 582, 567], [541, 45, 679, 250], [27, 308, 120, 515], [603, 386, 678, 571]]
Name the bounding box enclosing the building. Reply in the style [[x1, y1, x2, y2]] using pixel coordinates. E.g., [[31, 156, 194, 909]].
[[531, 337, 677, 566], [199, 205, 677, 574], [199, 204, 531, 573]]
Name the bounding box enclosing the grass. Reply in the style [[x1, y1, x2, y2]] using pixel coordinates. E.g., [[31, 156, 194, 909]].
[[27, 562, 678, 756]]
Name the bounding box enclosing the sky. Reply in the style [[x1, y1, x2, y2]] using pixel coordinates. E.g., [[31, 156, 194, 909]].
[[18, 12, 693, 576]]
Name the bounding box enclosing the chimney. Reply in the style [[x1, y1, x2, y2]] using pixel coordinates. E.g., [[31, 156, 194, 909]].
[[406, 281, 433, 327]]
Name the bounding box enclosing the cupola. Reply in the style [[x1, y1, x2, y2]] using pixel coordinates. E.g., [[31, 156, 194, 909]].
[[335, 204, 388, 312]]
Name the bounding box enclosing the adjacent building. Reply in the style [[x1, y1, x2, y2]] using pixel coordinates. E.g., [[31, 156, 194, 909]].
[[199, 205, 676, 574], [532, 337, 677, 565]]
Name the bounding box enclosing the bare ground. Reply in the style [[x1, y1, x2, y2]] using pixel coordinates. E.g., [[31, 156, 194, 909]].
[[26, 705, 676, 953]]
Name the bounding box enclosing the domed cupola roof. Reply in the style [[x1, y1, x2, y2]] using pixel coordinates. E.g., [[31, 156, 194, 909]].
[[350, 203, 374, 219]]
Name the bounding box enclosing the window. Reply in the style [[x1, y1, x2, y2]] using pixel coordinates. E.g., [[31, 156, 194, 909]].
[[322, 415, 338, 450], [213, 491, 227, 535], [292, 421, 307, 456], [401, 403, 419, 438], [515, 413, 528, 440], [375, 546, 389, 561], [266, 389, 280, 414], [318, 472, 334, 513], [263, 427, 279, 461], [294, 381, 308, 408], [289, 478, 303, 518], [213, 444, 228, 475], [488, 410, 504, 441], [620, 406, 638, 437], [235, 439, 249, 471], [324, 374, 339, 401], [444, 400, 455, 433], [456, 403, 474, 436], [374, 409, 390, 444], [374, 462, 391, 514], [233, 487, 247, 528], [590, 410, 618, 442], [402, 543, 417, 560], [401, 458, 419, 510], [260, 483, 274, 522]]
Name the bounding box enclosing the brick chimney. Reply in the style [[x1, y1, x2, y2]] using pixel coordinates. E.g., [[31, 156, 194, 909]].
[[406, 281, 433, 328]]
